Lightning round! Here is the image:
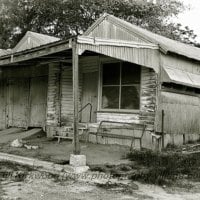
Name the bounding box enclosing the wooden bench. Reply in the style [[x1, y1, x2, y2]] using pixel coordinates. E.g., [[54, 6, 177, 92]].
[[95, 121, 146, 150]]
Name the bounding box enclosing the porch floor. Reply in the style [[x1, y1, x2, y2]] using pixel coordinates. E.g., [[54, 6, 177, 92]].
[[0, 129, 130, 166]]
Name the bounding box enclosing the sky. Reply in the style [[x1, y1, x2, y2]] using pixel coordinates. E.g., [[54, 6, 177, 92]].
[[175, 0, 200, 42]]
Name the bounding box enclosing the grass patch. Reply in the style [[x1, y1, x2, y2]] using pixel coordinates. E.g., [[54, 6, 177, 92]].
[[0, 161, 33, 172], [126, 150, 200, 185], [96, 181, 138, 194], [0, 161, 35, 182]]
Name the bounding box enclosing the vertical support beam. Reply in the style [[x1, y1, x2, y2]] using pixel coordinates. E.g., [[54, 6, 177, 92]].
[[72, 40, 80, 155], [161, 109, 165, 149]]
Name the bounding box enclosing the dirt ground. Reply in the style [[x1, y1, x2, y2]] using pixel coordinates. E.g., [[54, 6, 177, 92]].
[[1, 131, 200, 199], [1, 172, 200, 200], [0, 131, 131, 165]]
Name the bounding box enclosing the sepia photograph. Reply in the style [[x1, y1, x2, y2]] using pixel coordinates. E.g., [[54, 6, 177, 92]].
[[0, 0, 200, 199]]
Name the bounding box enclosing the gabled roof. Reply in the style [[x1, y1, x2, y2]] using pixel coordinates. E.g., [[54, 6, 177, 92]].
[[13, 31, 60, 53], [84, 13, 200, 61], [0, 49, 12, 56]]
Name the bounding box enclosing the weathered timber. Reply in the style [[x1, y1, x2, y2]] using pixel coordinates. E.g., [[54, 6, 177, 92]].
[[46, 63, 60, 126], [72, 41, 80, 154]]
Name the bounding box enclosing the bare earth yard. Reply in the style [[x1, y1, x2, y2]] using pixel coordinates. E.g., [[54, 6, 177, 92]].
[[1, 169, 200, 200], [0, 130, 200, 199], [0, 131, 130, 165]]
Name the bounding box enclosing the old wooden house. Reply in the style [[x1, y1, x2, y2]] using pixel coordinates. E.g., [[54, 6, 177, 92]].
[[0, 14, 200, 149]]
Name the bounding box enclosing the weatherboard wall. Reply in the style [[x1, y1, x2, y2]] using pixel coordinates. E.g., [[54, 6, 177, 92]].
[[46, 63, 61, 127], [60, 65, 82, 126], [0, 65, 48, 130], [62, 56, 157, 126], [154, 53, 200, 145], [47, 55, 158, 147], [0, 79, 6, 130]]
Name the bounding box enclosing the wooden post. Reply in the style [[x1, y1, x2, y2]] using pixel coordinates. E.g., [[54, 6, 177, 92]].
[[72, 40, 80, 155], [161, 109, 165, 149]]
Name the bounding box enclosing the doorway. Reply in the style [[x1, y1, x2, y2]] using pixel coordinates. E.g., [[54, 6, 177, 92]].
[[7, 78, 29, 127], [81, 72, 98, 123], [29, 76, 48, 127]]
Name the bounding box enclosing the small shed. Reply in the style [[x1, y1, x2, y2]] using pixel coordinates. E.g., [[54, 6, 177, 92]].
[[0, 14, 200, 149]]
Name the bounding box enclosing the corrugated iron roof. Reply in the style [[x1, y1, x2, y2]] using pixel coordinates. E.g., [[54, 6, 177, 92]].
[[163, 66, 200, 89], [85, 13, 200, 62], [1, 14, 200, 63], [0, 31, 60, 57], [13, 31, 60, 53], [0, 49, 12, 56]]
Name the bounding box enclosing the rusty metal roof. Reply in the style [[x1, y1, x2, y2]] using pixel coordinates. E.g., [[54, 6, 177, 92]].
[[85, 13, 200, 62]]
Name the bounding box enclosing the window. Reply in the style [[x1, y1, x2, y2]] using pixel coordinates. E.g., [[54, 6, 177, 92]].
[[101, 62, 141, 110]]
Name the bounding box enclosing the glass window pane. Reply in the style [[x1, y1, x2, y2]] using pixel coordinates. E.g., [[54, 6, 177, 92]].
[[122, 62, 140, 84], [102, 86, 119, 109], [121, 85, 140, 109], [103, 63, 120, 85]]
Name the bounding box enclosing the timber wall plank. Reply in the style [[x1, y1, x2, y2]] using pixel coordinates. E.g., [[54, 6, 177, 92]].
[[57, 55, 157, 148], [46, 63, 60, 126], [60, 65, 82, 126], [0, 80, 6, 130], [159, 91, 200, 135], [0, 65, 48, 129]]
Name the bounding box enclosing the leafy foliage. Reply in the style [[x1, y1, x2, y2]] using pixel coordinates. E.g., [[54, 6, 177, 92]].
[[0, 0, 198, 49]]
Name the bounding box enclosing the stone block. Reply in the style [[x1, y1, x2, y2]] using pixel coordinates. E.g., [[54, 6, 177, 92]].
[[70, 154, 87, 167]]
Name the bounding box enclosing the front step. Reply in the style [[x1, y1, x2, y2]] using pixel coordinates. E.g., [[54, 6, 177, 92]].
[[54, 124, 89, 143]]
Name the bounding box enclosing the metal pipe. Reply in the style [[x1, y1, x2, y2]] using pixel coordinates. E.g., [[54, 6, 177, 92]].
[[78, 103, 93, 123], [96, 120, 146, 143]]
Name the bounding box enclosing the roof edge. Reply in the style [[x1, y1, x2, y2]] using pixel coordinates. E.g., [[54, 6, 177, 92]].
[[0, 37, 75, 60], [84, 13, 109, 36]]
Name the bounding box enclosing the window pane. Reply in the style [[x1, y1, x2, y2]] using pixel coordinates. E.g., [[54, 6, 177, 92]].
[[121, 85, 140, 109], [122, 62, 140, 84], [102, 86, 119, 109], [103, 63, 120, 85]]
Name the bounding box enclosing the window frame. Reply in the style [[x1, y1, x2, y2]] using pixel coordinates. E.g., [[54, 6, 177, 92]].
[[99, 61, 141, 113]]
